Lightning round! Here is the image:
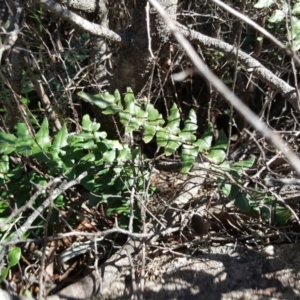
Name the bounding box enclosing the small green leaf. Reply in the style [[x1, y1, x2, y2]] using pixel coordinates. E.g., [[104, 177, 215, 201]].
[[185, 109, 198, 131], [81, 115, 101, 132], [114, 89, 121, 103], [7, 247, 21, 267], [254, 0, 274, 9], [127, 117, 143, 132], [268, 9, 285, 23], [49, 149, 62, 165], [119, 111, 131, 127], [234, 193, 251, 212], [117, 148, 132, 161], [143, 124, 157, 143], [217, 178, 232, 197], [179, 110, 197, 143], [147, 104, 164, 125], [82, 115, 93, 132], [293, 2, 300, 14], [106, 196, 130, 217], [73, 140, 95, 150], [205, 130, 227, 164], [194, 123, 214, 153], [0, 218, 10, 232], [94, 131, 107, 140], [33, 118, 51, 153], [271, 205, 291, 226], [55, 195, 65, 209], [52, 125, 68, 151], [102, 103, 123, 115], [69, 132, 93, 144], [181, 144, 198, 173], [164, 133, 181, 156], [232, 156, 255, 171], [136, 109, 148, 119], [16, 137, 34, 155], [250, 191, 271, 203], [16, 123, 31, 139], [156, 129, 168, 147], [80, 153, 95, 162], [78, 91, 115, 109], [292, 33, 300, 50], [1, 267, 8, 279], [228, 184, 240, 199], [22, 289, 33, 298], [179, 130, 197, 144], [102, 91, 116, 103], [104, 139, 123, 150], [124, 88, 137, 114], [103, 149, 116, 163], [206, 148, 226, 164], [258, 205, 271, 220], [166, 103, 180, 133], [291, 17, 300, 34], [0, 132, 17, 154], [91, 123, 100, 132], [0, 155, 9, 178]]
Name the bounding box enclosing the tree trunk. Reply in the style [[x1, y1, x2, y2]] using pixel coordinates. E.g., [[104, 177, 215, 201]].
[[60, 0, 178, 136], [110, 0, 178, 94]]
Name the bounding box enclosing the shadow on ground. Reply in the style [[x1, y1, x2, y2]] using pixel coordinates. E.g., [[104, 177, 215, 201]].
[[106, 243, 300, 300]]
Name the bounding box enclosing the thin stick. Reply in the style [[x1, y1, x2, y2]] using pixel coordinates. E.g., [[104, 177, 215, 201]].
[[148, 0, 300, 175]]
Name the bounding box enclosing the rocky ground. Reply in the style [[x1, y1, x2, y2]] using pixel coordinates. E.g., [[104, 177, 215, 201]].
[[92, 242, 300, 300]]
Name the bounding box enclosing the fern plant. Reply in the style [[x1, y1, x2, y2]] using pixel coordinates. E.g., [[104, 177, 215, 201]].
[[0, 114, 151, 242], [78, 88, 291, 226], [0, 88, 292, 279]]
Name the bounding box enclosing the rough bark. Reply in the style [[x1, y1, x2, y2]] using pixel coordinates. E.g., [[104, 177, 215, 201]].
[[110, 0, 178, 94]]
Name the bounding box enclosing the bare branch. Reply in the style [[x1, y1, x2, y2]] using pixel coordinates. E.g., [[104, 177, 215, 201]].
[[211, 0, 300, 66], [35, 0, 122, 43], [0, 169, 93, 271], [27, 71, 62, 131], [175, 22, 300, 113], [148, 0, 300, 175], [58, 0, 99, 13]]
